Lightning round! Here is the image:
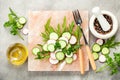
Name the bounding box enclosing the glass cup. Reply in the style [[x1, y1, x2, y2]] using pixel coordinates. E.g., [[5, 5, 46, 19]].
[[7, 43, 28, 66]]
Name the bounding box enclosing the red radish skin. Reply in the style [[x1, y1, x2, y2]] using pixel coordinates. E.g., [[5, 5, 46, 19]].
[[59, 37, 68, 43], [47, 40, 56, 45], [96, 38, 105, 45], [50, 53, 56, 60], [49, 58, 59, 64], [73, 54, 77, 61], [22, 28, 29, 35], [69, 35, 77, 45]]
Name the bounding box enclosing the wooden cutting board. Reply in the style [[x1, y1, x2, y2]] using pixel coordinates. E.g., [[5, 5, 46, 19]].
[[28, 11, 89, 71]]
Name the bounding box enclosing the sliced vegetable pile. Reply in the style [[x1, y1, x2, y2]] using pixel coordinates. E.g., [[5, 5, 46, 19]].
[[4, 8, 27, 40], [91, 36, 120, 75], [32, 17, 81, 65]]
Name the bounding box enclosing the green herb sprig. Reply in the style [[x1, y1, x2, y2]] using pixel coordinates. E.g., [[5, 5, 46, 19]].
[[4, 8, 26, 40], [102, 36, 120, 48], [41, 16, 81, 43], [96, 53, 120, 75]]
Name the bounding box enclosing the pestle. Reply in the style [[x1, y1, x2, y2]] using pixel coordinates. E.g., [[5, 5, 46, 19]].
[[92, 7, 111, 31]]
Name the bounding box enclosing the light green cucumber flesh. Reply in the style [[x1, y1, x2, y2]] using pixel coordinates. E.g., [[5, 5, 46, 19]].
[[47, 44, 55, 52], [92, 44, 101, 52], [32, 47, 40, 55], [65, 57, 73, 64], [17, 22, 23, 29], [92, 52, 99, 60], [55, 52, 65, 60], [62, 32, 71, 40], [102, 47, 110, 55], [49, 32, 58, 40], [19, 17, 27, 24], [59, 40, 66, 49], [43, 44, 48, 51]]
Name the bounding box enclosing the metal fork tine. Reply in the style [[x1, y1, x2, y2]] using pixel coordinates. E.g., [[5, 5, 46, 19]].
[[75, 10, 79, 19], [74, 10, 78, 21], [76, 9, 82, 23], [72, 11, 77, 24], [73, 10, 88, 45]]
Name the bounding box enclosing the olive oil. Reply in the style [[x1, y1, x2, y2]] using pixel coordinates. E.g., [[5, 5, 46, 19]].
[[7, 43, 28, 65]]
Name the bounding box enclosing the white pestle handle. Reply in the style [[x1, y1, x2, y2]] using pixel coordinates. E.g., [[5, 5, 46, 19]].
[[92, 7, 111, 31]]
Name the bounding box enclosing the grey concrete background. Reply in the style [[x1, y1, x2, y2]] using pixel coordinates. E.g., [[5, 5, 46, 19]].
[[0, 0, 120, 80]]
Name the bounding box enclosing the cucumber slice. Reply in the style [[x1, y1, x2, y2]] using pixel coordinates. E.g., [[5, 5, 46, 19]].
[[59, 37, 68, 43], [32, 47, 40, 55], [59, 40, 67, 49], [62, 32, 71, 40], [102, 47, 110, 55], [55, 52, 65, 60], [43, 44, 48, 51], [65, 53, 73, 58], [55, 49, 62, 53], [18, 17, 27, 25], [47, 44, 55, 52], [65, 57, 73, 64], [16, 22, 23, 29], [92, 43, 101, 52], [69, 35, 77, 45], [92, 52, 99, 60], [50, 32, 58, 40]]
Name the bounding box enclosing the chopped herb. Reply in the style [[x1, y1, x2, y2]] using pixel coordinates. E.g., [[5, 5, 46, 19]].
[[4, 8, 27, 40], [69, 21, 74, 34], [55, 41, 61, 49], [102, 36, 120, 48], [96, 53, 120, 75], [62, 16, 67, 33]]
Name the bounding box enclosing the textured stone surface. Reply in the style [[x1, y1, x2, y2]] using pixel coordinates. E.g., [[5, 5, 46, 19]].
[[0, 0, 120, 80]]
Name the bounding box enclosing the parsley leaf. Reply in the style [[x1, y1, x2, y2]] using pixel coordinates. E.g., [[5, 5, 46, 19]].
[[96, 53, 120, 75], [3, 8, 25, 40], [102, 36, 120, 48]]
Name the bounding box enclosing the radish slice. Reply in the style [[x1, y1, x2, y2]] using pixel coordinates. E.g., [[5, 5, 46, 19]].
[[96, 38, 105, 45], [22, 28, 29, 35], [99, 55, 106, 63], [69, 35, 77, 45], [73, 54, 77, 61], [57, 61, 66, 71], [55, 49, 62, 53], [49, 58, 59, 64], [59, 37, 68, 43], [65, 53, 73, 58], [50, 52, 56, 60], [47, 40, 56, 45]]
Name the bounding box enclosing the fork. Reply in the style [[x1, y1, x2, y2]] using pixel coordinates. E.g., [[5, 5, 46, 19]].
[[72, 10, 96, 73]]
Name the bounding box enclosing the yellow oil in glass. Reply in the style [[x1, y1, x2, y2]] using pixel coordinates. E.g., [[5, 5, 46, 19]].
[[7, 43, 28, 66]]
